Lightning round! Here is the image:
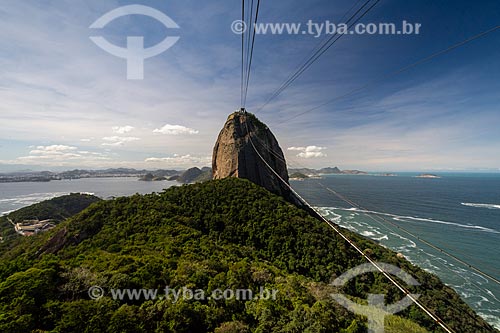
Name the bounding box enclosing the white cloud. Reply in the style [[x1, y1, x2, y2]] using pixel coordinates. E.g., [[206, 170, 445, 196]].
[[112, 126, 134, 134], [37, 145, 77, 151], [153, 124, 199, 135], [29, 145, 78, 155], [0, 1, 233, 169], [78, 151, 107, 156], [288, 146, 327, 158], [6, 144, 113, 167], [298, 151, 327, 158], [145, 154, 210, 167], [1, 2, 498, 172], [102, 136, 140, 147]]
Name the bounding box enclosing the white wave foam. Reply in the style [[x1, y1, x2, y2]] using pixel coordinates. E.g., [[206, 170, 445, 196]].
[[391, 233, 417, 249], [1, 210, 15, 216], [478, 312, 500, 330], [373, 234, 389, 241], [318, 205, 500, 329], [0, 198, 19, 203], [485, 288, 500, 303], [462, 202, 500, 210], [0, 192, 69, 214], [327, 206, 500, 234], [320, 207, 417, 247], [318, 208, 344, 226]]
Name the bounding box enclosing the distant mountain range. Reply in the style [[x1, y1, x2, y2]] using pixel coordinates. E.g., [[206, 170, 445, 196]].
[[140, 167, 212, 184], [0, 167, 372, 183], [0, 168, 189, 183], [288, 167, 368, 176], [0, 178, 492, 332]]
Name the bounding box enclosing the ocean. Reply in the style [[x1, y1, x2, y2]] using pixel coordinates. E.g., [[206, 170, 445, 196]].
[[0, 174, 498, 328], [292, 172, 500, 329], [0, 177, 178, 216]]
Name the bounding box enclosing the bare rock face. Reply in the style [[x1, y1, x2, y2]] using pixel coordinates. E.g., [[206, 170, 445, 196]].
[[212, 112, 292, 199]]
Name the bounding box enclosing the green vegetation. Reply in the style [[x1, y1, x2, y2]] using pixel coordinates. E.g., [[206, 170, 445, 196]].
[[0, 179, 494, 332], [0, 218, 16, 244], [0, 193, 101, 245], [193, 170, 213, 183], [6, 193, 101, 223], [289, 172, 309, 179], [139, 173, 167, 181], [244, 112, 268, 133], [177, 167, 203, 183]]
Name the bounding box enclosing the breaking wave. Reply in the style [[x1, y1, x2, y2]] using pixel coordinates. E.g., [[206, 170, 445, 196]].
[[333, 207, 500, 234], [316, 205, 500, 330], [0, 192, 69, 216], [462, 203, 500, 210]]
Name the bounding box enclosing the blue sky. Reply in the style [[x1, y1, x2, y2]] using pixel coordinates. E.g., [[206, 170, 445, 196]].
[[0, 0, 499, 171]]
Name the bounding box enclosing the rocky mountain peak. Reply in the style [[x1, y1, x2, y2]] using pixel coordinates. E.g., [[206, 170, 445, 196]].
[[212, 111, 293, 200]]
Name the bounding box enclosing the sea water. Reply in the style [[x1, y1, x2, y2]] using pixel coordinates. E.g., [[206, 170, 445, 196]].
[[0, 174, 498, 328], [291, 172, 500, 329]]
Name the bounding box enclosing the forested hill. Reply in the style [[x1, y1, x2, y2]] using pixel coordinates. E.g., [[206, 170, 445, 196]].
[[6, 193, 101, 223], [0, 193, 101, 243], [0, 178, 494, 332]]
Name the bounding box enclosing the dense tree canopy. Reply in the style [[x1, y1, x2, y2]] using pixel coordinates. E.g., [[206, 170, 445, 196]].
[[0, 193, 101, 245], [0, 179, 494, 332]]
